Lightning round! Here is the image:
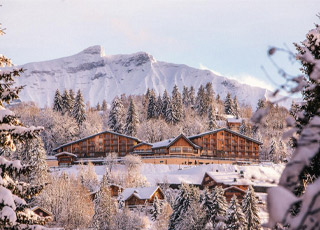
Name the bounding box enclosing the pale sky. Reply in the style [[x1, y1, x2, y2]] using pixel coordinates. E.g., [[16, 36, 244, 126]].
[[0, 0, 319, 90]]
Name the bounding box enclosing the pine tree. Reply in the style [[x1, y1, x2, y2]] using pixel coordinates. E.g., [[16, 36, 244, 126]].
[[161, 90, 170, 118], [62, 89, 72, 115], [201, 189, 215, 226], [239, 120, 247, 135], [168, 184, 199, 230], [92, 175, 117, 230], [69, 89, 75, 109], [208, 105, 217, 131], [150, 196, 161, 221], [242, 185, 261, 230], [211, 186, 228, 227], [195, 85, 206, 116], [0, 42, 48, 227], [53, 89, 63, 113], [171, 85, 183, 124], [147, 89, 157, 119], [205, 82, 214, 109], [256, 98, 266, 111], [72, 89, 86, 127], [15, 136, 49, 184], [102, 99, 108, 112], [226, 195, 246, 230], [182, 86, 189, 107], [96, 102, 101, 111], [224, 92, 234, 115], [233, 96, 240, 118], [189, 86, 195, 107], [155, 95, 162, 118], [124, 98, 139, 136], [108, 97, 124, 133]]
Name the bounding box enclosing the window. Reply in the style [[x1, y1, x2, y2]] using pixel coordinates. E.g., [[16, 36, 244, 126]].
[[89, 153, 95, 157]]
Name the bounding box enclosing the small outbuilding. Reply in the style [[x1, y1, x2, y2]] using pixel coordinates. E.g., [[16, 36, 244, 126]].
[[55, 152, 77, 166], [120, 186, 164, 207]]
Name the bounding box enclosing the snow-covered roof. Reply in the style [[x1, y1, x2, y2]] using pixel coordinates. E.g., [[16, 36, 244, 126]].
[[53, 130, 141, 151], [46, 155, 57, 160], [151, 134, 200, 149], [227, 118, 242, 123], [120, 186, 161, 201], [54, 152, 77, 158], [205, 167, 278, 188], [188, 128, 263, 145], [31, 206, 53, 216]]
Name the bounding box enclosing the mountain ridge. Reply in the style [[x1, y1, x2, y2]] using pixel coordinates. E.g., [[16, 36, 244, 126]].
[[13, 45, 289, 108]]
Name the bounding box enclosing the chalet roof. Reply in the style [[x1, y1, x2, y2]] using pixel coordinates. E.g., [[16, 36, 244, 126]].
[[53, 130, 141, 151], [227, 118, 242, 123], [151, 134, 201, 149], [224, 186, 246, 193], [54, 152, 77, 158], [133, 142, 153, 148], [204, 169, 278, 188], [188, 128, 263, 145], [31, 206, 53, 217], [120, 186, 161, 201]]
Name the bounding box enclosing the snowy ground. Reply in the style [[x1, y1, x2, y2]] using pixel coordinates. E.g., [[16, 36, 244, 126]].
[[51, 163, 284, 225]]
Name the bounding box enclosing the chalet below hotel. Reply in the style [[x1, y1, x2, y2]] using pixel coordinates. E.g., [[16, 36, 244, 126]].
[[53, 127, 262, 165]]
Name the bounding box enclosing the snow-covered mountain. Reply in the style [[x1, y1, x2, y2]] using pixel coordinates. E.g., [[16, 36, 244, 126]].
[[15, 45, 290, 108]]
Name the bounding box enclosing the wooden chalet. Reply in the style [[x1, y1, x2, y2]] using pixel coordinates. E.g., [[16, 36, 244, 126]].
[[224, 186, 246, 202], [120, 186, 164, 207], [226, 118, 242, 132], [133, 128, 262, 162], [54, 152, 77, 166], [201, 172, 249, 191], [31, 206, 53, 220], [53, 130, 141, 159]]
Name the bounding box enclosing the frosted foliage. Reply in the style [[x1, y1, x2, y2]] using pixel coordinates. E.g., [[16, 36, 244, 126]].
[[0, 33, 47, 228], [108, 97, 124, 133], [265, 24, 320, 229], [242, 185, 261, 230], [78, 162, 99, 192]]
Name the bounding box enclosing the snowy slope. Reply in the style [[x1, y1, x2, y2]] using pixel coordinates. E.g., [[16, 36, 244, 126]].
[[14, 46, 291, 108]]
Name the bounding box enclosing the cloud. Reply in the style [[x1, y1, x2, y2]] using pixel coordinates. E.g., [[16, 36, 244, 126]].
[[199, 63, 275, 91]]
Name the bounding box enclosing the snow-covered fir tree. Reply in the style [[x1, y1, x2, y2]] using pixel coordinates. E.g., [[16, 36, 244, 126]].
[[256, 98, 266, 111], [208, 104, 217, 131], [0, 43, 48, 228], [69, 89, 75, 109], [92, 174, 117, 230], [239, 120, 247, 135], [78, 161, 99, 193], [233, 96, 240, 118], [242, 185, 261, 230], [168, 183, 199, 230], [72, 89, 86, 127], [211, 186, 228, 227], [108, 97, 124, 133], [147, 89, 157, 119], [201, 189, 215, 226], [189, 86, 195, 107], [205, 82, 214, 109], [225, 194, 246, 230], [171, 85, 183, 124], [61, 89, 72, 115], [14, 136, 48, 184], [124, 98, 139, 136], [102, 99, 108, 112], [195, 85, 207, 116], [182, 86, 189, 107], [150, 195, 161, 221], [155, 95, 163, 118], [224, 92, 234, 115], [53, 89, 63, 113], [161, 89, 170, 118]]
